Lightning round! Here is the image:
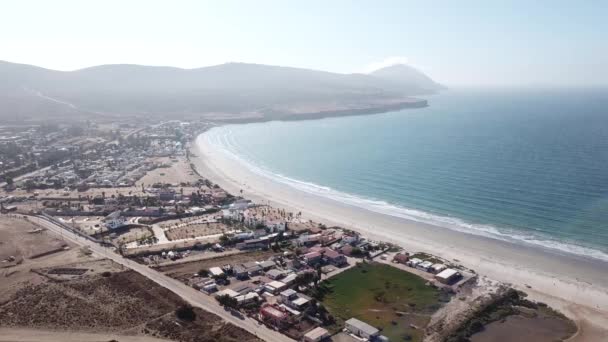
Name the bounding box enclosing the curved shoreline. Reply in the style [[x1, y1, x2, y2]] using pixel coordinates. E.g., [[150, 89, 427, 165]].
[[191, 131, 608, 335]]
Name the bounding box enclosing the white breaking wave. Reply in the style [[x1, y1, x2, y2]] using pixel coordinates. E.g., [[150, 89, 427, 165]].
[[203, 127, 608, 263]]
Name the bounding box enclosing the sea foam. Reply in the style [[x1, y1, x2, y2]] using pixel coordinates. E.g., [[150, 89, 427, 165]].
[[203, 127, 608, 263]]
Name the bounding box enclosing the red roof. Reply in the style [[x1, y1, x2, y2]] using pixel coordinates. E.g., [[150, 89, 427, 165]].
[[303, 251, 322, 260], [260, 305, 288, 320], [324, 249, 342, 259]]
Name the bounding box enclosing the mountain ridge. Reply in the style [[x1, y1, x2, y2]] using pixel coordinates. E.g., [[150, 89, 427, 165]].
[[0, 60, 444, 122]]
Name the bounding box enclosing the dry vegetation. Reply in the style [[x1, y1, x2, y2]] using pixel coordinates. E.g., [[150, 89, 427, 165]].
[[165, 222, 228, 241], [0, 215, 261, 342], [157, 250, 276, 282]]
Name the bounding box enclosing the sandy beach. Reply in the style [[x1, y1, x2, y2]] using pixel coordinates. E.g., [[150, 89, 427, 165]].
[[192, 133, 608, 340]]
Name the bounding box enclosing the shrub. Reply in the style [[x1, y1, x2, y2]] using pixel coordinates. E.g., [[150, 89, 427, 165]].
[[175, 304, 196, 322]]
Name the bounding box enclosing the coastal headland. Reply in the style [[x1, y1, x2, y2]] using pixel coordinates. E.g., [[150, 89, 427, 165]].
[[193, 131, 608, 341]]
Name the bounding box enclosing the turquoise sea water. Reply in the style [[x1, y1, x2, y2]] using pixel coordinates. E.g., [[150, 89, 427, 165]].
[[204, 88, 608, 261]]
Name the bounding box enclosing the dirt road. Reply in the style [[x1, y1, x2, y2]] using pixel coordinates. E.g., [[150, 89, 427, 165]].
[[30, 215, 293, 342]]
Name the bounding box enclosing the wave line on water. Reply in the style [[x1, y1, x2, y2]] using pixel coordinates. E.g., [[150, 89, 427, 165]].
[[202, 128, 608, 263]]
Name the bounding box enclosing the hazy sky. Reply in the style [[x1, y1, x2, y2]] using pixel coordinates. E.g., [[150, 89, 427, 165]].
[[1, 0, 606, 87]]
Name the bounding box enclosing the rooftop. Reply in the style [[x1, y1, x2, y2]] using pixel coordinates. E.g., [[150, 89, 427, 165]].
[[345, 317, 379, 336]]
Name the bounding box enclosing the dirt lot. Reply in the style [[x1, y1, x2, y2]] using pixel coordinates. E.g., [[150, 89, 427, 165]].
[[0, 216, 85, 302], [145, 307, 261, 342], [0, 215, 261, 342], [157, 250, 277, 282], [470, 311, 576, 342], [0, 269, 261, 342], [165, 222, 228, 241], [137, 157, 201, 186], [0, 216, 68, 262]]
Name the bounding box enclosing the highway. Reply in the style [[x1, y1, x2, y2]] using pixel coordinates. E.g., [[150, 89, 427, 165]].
[[30, 215, 293, 342]]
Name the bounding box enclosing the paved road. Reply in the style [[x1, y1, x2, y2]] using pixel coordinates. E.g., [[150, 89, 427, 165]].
[[30, 215, 293, 342]]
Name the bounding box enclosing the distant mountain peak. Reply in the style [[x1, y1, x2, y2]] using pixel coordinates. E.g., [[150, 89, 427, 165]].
[[370, 64, 446, 91]]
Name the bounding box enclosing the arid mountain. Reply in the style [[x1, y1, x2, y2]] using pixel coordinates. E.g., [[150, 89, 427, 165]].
[[0, 61, 444, 122], [370, 64, 446, 93]]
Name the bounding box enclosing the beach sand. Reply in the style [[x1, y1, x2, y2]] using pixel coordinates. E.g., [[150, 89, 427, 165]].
[[192, 134, 608, 340]]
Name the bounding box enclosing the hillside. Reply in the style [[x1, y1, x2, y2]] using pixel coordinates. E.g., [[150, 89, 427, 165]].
[[0, 61, 444, 122]]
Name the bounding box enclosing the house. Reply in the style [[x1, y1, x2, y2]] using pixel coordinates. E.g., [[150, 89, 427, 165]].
[[259, 305, 290, 329], [236, 292, 260, 305], [104, 211, 127, 229], [232, 283, 253, 294], [266, 269, 285, 280], [282, 273, 298, 286], [233, 264, 249, 280], [236, 238, 268, 250], [345, 318, 380, 340], [340, 245, 354, 256], [407, 258, 423, 267], [431, 263, 447, 274], [199, 282, 217, 293], [393, 253, 409, 264], [297, 233, 321, 246], [242, 261, 263, 276], [280, 289, 311, 310], [417, 261, 434, 272], [303, 251, 323, 266], [304, 327, 330, 342], [342, 234, 359, 245], [259, 260, 276, 270], [264, 280, 287, 294], [435, 269, 461, 284], [209, 267, 225, 278], [323, 248, 347, 266], [216, 288, 240, 298], [280, 289, 297, 301]]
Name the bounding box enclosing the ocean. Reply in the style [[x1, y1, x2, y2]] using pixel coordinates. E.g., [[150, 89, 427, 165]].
[[203, 88, 608, 262]]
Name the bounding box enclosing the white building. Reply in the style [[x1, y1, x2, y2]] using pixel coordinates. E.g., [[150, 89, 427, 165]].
[[304, 327, 330, 342], [435, 268, 461, 284], [345, 318, 379, 340], [104, 211, 127, 229]]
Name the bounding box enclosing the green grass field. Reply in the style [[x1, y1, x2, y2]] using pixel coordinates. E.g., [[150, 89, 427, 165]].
[[321, 262, 445, 341]]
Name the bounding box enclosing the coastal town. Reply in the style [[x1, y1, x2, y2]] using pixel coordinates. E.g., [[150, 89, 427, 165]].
[[0, 119, 579, 342]]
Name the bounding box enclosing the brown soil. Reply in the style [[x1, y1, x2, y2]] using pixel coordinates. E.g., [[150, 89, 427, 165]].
[[0, 216, 67, 262], [0, 216, 261, 341], [470, 311, 577, 342], [145, 308, 261, 342], [0, 271, 182, 330], [156, 250, 276, 282], [165, 222, 227, 241], [0, 270, 261, 341]]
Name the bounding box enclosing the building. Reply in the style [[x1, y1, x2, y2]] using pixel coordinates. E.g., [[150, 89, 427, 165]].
[[104, 211, 127, 229], [303, 251, 323, 266], [233, 264, 249, 279], [304, 327, 330, 342], [345, 318, 380, 340], [259, 305, 289, 329], [323, 248, 347, 266], [431, 263, 447, 274], [417, 260, 434, 272], [236, 238, 268, 250], [266, 268, 285, 280], [242, 261, 263, 276], [435, 268, 461, 284], [215, 288, 240, 298], [407, 258, 423, 267], [393, 253, 409, 264], [259, 260, 276, 270], [282, 273, 298, 286], [209, 267, 225, 277], [236, 292, 260, 306], [264, 280, 287, 294]]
